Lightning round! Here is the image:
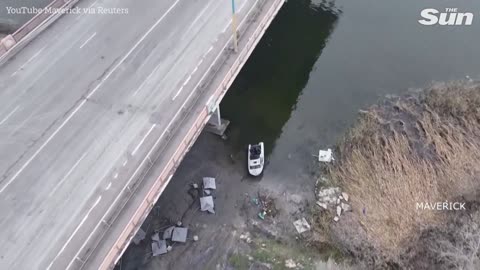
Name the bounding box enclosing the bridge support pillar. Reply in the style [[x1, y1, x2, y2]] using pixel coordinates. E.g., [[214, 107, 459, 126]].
[[205, 104, 230, 137]]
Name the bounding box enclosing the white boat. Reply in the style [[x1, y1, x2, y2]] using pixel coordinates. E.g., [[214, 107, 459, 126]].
[[248, 142, 264, 176]]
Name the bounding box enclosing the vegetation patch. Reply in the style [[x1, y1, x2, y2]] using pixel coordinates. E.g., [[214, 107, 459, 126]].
[[324, 81, 480, 269]]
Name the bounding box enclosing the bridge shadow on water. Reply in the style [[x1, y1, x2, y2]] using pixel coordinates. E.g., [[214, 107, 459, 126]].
[[221, 0, 341, 157]]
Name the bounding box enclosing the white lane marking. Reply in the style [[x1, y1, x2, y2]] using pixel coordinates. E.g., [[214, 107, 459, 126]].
[[46, 196, 102, 270], [238, 0, 248, 13], [79, 32, 97, 49], [0, 106, 20, 126], [132, 124, 157, 155], [106, 182, 112, 190], [0, 0, 181, 194], [88, 0, 97, 9], [68, 2, 260, 268], [11, 48, 45, 76], [48, 151, 89, 197], [183, 0, 215, 36], [132, 61, 164, 97], [206, 46, 213, 55], [113, 173, 118, 179], [122, 160, 128, 166]]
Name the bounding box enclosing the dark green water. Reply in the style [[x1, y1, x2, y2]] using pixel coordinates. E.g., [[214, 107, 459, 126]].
[[221, 0, 480, 179]]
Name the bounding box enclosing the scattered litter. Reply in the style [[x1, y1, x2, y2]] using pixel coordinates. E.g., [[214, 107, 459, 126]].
[[285, 259, 297, 268], [200, 196, 215, 213], [336, 206, 342, 216], [152, 240, 167, 256], [167, 245, 173, 252], [318, 148, 334, 163], [176, 221, 182, 226], [193, 235, 199, 241], [258, 211, 266, 220], [163, 226, 175, 240], [151, 232, 160, 242], [203, 177, 216, 190], [342, 192, 349, 202], [258, 193, 278, 218], [293, 217, 311, 234], [172, 227, 188, 243], [192, 183, 199, 189], [132, 228, 146, 245], [334, 216, 339, 222]]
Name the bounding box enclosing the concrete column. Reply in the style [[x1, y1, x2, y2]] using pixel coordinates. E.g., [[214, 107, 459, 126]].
[[206, 105, 230, 136]]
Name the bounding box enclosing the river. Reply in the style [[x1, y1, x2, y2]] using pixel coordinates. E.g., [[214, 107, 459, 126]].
[[221, 0, 480, 184]]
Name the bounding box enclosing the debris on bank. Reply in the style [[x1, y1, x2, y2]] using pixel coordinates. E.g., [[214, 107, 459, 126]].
[[318, 148, 334, 163], [315, 185, 351, 222], [293, 217, 311, 234]]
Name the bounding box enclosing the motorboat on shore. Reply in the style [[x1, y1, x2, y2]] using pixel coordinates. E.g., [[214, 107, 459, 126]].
[[248, 142, 264, 176]]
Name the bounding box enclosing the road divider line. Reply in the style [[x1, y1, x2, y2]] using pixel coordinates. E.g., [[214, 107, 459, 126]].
[[47, 196, 102, 270], [0, 106, 20, 126], [11, 47, 45, 76], [183, 0, 215, 37], [106, 182, 112, 190], [80, 32, 97, 49], [0, 0, 181, 194], [88, 0, 98, 9], [132, 124, 156, 156], [48, 151, 89, 197]]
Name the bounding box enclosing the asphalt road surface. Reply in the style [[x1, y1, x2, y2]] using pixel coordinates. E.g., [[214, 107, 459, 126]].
[[0, 0, 254, 268]]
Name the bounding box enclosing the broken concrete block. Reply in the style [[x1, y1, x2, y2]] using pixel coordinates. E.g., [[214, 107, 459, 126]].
[[293, 218, 311, 234], [341, 202, 351, 212], [172, 227, 188, 243], [316, 201, 328, 209], [200, 196, 215, 214], [152, 240, 167, 256], [336, 206, 342, 216], [132, 228, 146, 245], [318, 149, 334, 162], [334, 216, 339, 222], [342, 192, 349, 202], [285, 259, 297, 268], [203, 177, 216, 189], [163, 226, 175, 240], [151, 232, 160, 242]]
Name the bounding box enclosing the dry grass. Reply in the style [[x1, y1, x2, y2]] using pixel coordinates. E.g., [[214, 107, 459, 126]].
[[328, 81, 480, 261]]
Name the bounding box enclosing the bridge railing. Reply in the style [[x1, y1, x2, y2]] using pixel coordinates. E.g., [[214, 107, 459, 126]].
[[95, 0, 285, 269]]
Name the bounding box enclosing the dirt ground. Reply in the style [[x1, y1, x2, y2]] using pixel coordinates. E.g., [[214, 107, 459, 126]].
[[117, 132, 346, 270]]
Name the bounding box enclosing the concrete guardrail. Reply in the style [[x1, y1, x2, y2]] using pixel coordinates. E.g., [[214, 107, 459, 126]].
[[0, 0, 80, 64]]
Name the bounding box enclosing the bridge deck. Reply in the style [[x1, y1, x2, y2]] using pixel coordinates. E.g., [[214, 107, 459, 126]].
[[0, 0, 284, 269]]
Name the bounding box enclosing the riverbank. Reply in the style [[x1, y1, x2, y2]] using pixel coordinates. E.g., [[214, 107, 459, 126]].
[[118, 132, 350, 270], [322, 81, 480, 269]]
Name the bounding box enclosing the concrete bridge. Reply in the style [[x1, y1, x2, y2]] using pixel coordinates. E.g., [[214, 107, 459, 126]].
[[0, 0, 284, 269]]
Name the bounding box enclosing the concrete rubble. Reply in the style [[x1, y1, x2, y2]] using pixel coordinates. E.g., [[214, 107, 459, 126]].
[[316, 186, 352, 222], [285, 259, 297, 268], [293, 217, 311, 234], [132, 228, 146, 245], [202, 177, 216, 190]]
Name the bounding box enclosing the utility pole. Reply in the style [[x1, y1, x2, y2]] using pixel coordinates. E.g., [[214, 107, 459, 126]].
[[231, 0, 238, 52]]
